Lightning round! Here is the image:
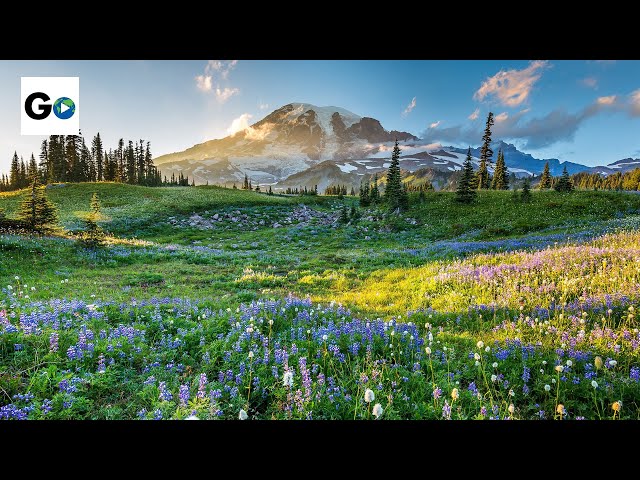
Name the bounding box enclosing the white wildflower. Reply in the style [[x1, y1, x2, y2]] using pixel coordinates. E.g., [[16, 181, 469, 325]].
[[372, 403, 383, 419], [591, 380, 598, 389], [491, 374, 497, 382], [185, 415, 199, 420], [477, 341, 484, 349], [425, 347, 431, 355], [492, 362, 498, 369], [474, 353, 481, 361], [566, 360, 572, 367], [238, 409, 248, 420], [544, 384, 551, 392], [283, 371, 293, 388], [508, 404, 515, 414], [364, 389, 375, 403]]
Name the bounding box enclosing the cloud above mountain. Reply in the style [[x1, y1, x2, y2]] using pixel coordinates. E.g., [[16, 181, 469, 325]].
[[422, 96, 621, 149], [474, 60, 549, 107], [195, 60, 240, 103]]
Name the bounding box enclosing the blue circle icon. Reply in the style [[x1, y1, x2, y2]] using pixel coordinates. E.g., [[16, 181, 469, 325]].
[[52, 97, 76, 119]]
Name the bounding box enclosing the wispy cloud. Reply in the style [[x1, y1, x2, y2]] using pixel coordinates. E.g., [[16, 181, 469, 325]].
[[597, 95, 617, 105], [195, 75, 212, 92], [195, 60, 240, 103], [473, 60, 549, 107], [403, 96, 417, 116], [468, 108, 480, 120], [630, 89, 640, 116], [429, 120, 441, 129], [258, 102, 270, 110], [216, 87, 240, 103], [581, 76, 598, 89], [422, 96, 620, 149], [227, 113, 253, 135], [206, 60, 238, 79]]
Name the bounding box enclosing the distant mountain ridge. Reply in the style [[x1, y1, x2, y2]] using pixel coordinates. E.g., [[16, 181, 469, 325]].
[[153, 103, 638, 190]]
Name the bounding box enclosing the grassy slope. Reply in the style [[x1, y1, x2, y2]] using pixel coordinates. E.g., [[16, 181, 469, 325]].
[[3, 183, 640, 317]]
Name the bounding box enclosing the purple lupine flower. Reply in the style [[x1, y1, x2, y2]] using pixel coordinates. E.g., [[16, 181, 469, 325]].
[[433, 387, 442, 400], [480, 406, 487, 417], [521, 366, 530, 383], [179, 384, 190, 407], [97, 354, 106, 373], [153, 409, 163, 420], [467, 381, 478, 396], [137, 409, 147, 419], [41, 399, 52, 415], [197, 373, 208, 399], [210, 389, 222, 401], [158, 382, 173, 401], [442, 400, 452, 419], [630, 366, 640, 382], [49, 332, 59, 353]]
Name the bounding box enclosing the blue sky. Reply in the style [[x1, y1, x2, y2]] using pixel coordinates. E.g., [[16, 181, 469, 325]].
[[1, 59, 639, 174]]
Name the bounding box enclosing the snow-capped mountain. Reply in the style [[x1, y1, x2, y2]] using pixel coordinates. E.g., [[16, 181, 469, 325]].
[[589, 158, 640, 176], [154, 103, 417, 186], [154, 102, 636, 190]]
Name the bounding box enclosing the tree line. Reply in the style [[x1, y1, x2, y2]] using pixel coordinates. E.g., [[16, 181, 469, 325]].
[[0, 133, 197, 192]]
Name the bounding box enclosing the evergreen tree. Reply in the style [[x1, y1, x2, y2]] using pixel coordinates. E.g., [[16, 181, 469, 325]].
[[268, 185, 273, 195], [456, 147, 477, 204], [359, 179, 370, 207], [92, 133, 104, 182], [539, 161, 552, 189], [27, 154, 38, 182], [9, 151, 19, 189], [39, 139, 50, 184], [79, 192, 106, 248], [125, 140, 136, 184], [554, 165, 574, 192], [81, 139, 94, 182], [491, 150, 509, 190], [476, 112, 494, 189], [371, 173, 380, 204], [17, 178, 59, 232], [521, 177, 532, 202], [243, 174, 249, 190], [65, 135, 81, 181], [50, 136, 66, 183], [384, 139, 407, 211]]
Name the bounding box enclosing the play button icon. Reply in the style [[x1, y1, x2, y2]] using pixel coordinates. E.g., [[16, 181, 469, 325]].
[[52, 97, 76, 120]]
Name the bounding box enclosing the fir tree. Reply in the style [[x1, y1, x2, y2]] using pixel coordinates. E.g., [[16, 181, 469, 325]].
[[39, 139, 50, 184], [359, 179, 370, 207], [371, 173, 380, 204], [521, 177, 532, 202], [539, 161, 552, 189], [9, 151, 20, 189], [491, 149, 509, 190], [92, 133, 104, 182], [456, 147, 477, 204], [79, 192, 106, 248], [17, 178, 59, 232], [554, 165, 574, 192], [476, 112, 494, 189], [384, 139, 407, 211]]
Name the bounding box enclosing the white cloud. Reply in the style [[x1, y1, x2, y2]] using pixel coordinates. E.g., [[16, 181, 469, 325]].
[[423, 142, 442, 151], [468, 108, 480, 120], [429, 120, 441, 129], [473, 60, 549, 107], [494, 112, 509, 122], [227, 113, 253, 135], [216, 87, 240, 103], [206, 60, 238, 79], [403, 97, 417, 116], [631, 89, 640, 115], [581, 77, 598, 89], [597, 95, 617, 105], [259, 103, 270, 110], [422, 97, 619, 150], [195, 75, 212, 92], [196, 60, 240, 101]]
